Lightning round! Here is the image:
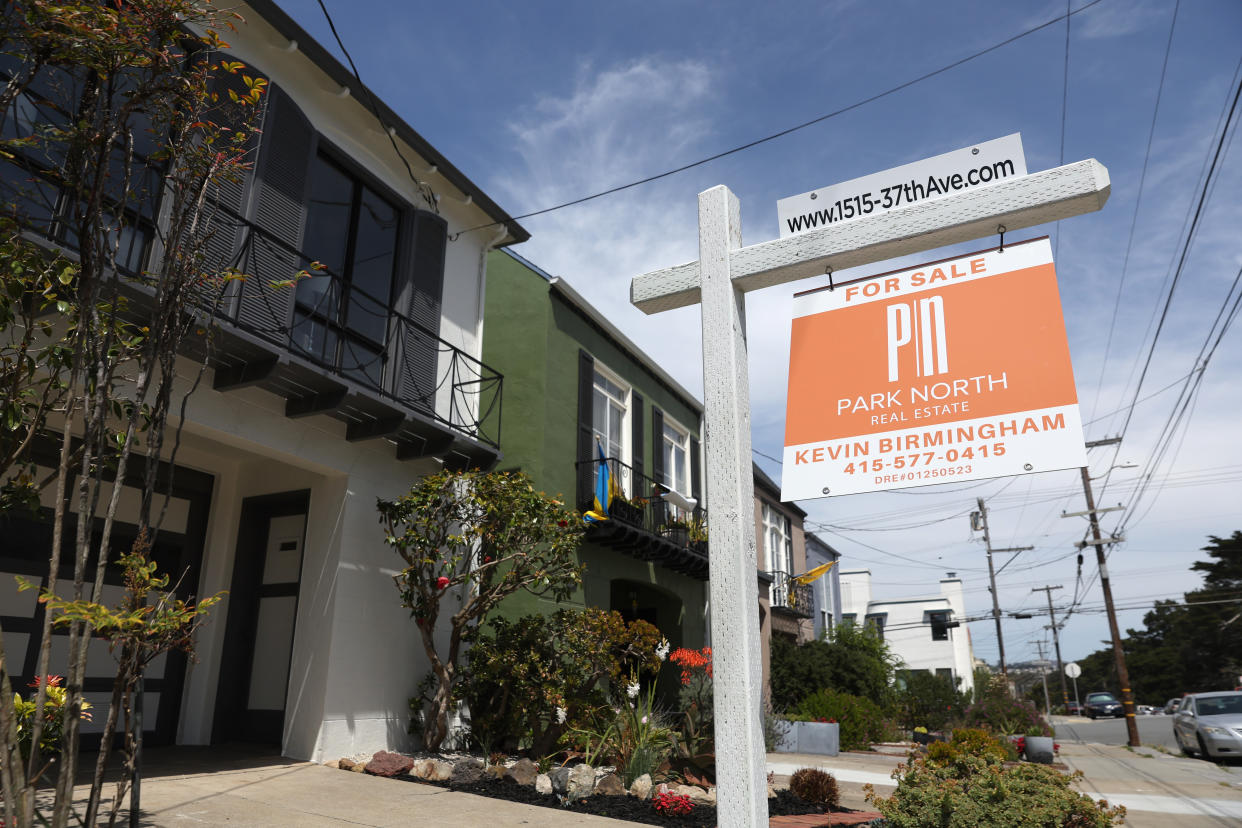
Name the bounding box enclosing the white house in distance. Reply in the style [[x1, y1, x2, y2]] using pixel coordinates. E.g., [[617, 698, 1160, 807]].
[[838, 569, 975, 694], [0, 0, 526, 763]]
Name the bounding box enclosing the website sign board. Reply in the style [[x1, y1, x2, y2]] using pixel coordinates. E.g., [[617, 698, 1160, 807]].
[[781, 237, 1086, 499], [777, 133, 1027, 239]]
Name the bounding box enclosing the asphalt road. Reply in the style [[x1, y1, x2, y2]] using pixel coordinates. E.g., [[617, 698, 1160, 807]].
[[1053, 713, 1181, 753]]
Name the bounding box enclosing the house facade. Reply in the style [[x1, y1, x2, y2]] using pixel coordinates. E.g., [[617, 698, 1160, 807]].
[[805, 532, 843, 640], [480, 249, 711, 648], [838, 570, 976, 694], [752, 466, 815, 691], [0, 0, 524, 762]]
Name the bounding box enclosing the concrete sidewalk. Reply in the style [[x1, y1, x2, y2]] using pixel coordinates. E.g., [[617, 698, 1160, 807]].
[[1058, 741, 1242, 827], [61, 742, 1242, 826]]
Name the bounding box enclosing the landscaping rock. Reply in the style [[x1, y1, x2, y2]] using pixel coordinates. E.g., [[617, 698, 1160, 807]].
[[349, 761, 367, 773], [566, 764, 596, 799], [322, 759, 340, 769], [629, 773, 653, 800], [548, 767, 571, 794], [428, 760, 455, 781], [595, 773, 625, 796], [535, 773, 553, 795], [485, 764, 506, 781], [504, 757, 539, 786], [450, 759, 486, 786], [337, 758, 355, 771], [365, 751, 414, 778], [674, 784, 710, 805]]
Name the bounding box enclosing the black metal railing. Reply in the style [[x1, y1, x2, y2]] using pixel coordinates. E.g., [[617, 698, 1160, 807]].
[[769, 571, 813, 617], [208, 219, 503, 448], [575, 455, 707, 547]]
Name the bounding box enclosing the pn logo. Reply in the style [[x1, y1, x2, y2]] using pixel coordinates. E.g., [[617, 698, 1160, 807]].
[[886, 296, 948, 382]]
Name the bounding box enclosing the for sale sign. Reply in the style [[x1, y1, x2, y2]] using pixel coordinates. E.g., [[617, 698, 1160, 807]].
[[780, 237, 1086, 499]]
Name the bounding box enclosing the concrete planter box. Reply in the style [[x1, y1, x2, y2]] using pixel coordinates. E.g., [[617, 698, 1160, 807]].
[[775, 720, 839, 756], [1024, 735, 1055, 764]]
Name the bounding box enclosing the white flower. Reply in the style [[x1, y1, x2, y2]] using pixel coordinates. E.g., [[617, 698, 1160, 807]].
[[556, 706, 567, 724], [641, 715, 649, 725], [655, 639, 670, 661], [627, 681, 640, 699]]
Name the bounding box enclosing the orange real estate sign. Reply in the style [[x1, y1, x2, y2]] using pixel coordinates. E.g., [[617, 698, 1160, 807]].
[[780, 237, 1087, 499]]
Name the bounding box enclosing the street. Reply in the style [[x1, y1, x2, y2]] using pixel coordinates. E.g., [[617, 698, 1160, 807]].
[[1053, 713, 1182, 755]]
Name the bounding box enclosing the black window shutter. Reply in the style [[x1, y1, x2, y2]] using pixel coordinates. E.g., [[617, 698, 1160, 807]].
[[650, 407, 665, 487], [631, 391, 644, 483], [235, 84, 314, 339], [576, 350, 595, 511], [398, 209, 447, 412], [202, 59, 267, 276], [690, 437, 701, 502]]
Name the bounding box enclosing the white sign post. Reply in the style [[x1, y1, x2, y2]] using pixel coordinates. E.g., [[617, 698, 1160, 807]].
[[631, 156, 1110, 827]]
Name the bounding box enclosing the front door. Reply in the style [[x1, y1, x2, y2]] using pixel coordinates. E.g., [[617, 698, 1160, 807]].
[[213, 491, 308, 746]]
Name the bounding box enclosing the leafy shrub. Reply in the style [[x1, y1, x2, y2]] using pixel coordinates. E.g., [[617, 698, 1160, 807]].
[[895, 670, 971, 732], [460, 608, 663, 755], [13, 675, 92, 761], [867, 752, 1126, 827], [793, 688, 894, 751], [925, 728, 1016, 765], [789, 767, 840, 810], [957, 694, 1051, 737], [770, 623, 899, 711]]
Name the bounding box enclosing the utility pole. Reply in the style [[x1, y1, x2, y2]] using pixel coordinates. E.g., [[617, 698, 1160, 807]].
[[1033, 585, 1070, 711], [1034, 639, 1052, 715], [973, 498, 1033, 678], [1066, 436, 1140, 748]]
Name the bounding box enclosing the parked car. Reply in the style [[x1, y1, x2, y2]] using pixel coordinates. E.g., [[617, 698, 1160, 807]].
[[1065, 701, 1083, 716], [1084, 691, 1124, 719], [1173, 691, 1242, 759], [1136, 705, 1158, 716], [1164, 697, 1183, 715]]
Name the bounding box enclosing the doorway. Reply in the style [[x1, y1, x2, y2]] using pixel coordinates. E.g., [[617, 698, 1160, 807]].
[[213, 491, 309, 747]]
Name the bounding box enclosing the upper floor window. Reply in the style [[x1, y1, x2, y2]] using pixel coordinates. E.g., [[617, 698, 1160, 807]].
[[662, 420, 690, 495], [294, 152, 400, 387], [592, 367, 628, 461], [763, 502, 793, 575], [929, 610, 951, 641], [865, 613, 886, 640]]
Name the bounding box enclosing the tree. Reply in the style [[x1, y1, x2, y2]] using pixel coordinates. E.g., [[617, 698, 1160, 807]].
[[0, 3, 266, 825], [770, 621, 900, 711], [378, 469, 585, 751], [1071, 531, 1242, 705]]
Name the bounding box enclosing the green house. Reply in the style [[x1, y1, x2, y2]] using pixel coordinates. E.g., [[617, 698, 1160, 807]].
[[482, 249, 709, 650]]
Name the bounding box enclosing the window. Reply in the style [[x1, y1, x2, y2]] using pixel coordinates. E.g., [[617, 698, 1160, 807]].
[[293, 152, 401, 388], [592, 368, 627, 461], [661, 420, 690, 495], [591, 366, 629, 497], [929, 610, 950, 641], [865, 613, 886, 640], [763, 503, 793, 575], [0, 60, 157, 273]]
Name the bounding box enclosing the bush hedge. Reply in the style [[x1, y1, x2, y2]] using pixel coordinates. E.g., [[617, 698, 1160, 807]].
[[792, 687, 894, 751]]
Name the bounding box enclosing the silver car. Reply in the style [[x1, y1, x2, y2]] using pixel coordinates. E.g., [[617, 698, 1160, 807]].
[[1172, 691, 1242, 759]]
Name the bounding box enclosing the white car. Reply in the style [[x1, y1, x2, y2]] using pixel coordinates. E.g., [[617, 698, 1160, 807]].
[[1173, 691, 1242, 759]]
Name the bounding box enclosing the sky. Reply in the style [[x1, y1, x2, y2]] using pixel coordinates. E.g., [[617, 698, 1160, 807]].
[[278, 0, 1242, 682]]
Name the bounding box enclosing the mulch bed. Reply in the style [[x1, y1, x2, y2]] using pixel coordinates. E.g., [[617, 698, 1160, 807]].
[[395, 773, 881, 826]]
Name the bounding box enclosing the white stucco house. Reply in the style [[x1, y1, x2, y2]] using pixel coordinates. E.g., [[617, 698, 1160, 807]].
[[0, 0, 526, 762], [838, 569, 975, 694]]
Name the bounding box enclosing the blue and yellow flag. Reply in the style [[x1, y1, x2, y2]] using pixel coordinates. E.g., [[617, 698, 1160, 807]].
[[584, 441, 618, 523]]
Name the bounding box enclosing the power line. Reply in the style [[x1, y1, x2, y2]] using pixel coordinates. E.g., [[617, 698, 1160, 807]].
[[449, 0, 1109, 237], [1087, 0, 1180, 424]]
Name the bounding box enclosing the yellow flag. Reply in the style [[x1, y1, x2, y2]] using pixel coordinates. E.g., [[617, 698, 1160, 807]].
[[792, 560, 836, 586]]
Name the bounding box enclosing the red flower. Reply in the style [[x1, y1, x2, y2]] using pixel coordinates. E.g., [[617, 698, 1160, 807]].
[[28, 675, 63, 689], [669, 647, 713, 685], [435, 576, 450, 590], [558, 520, 568, 528]]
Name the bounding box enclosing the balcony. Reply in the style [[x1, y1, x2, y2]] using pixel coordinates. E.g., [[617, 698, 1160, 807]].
[[574, 456, 708, 580], [769, 571, 813, 618], [164, 218, 503, 470]]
